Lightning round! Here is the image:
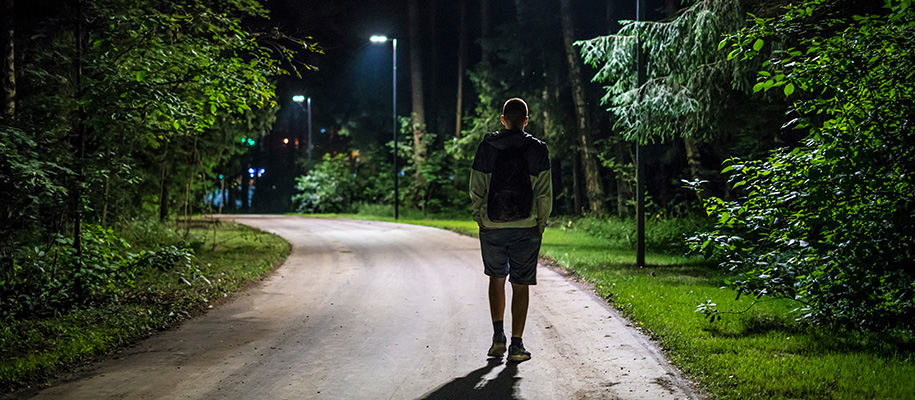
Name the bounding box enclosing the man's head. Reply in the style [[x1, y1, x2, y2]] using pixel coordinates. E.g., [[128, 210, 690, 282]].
[[501, 98, 529, 130]]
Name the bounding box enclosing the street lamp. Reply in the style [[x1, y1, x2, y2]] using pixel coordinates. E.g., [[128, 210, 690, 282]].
[[292, 95, 313, 163], [370, 35, 399, 219], [635, 0, 646, 267]]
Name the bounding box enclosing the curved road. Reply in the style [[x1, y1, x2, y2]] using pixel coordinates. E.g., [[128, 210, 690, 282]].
[[28, 216, 697, 400]]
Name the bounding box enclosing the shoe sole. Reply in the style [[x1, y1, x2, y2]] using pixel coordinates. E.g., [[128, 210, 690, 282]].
[[507, 353, 531, 362], [488, 343, 507, 357]]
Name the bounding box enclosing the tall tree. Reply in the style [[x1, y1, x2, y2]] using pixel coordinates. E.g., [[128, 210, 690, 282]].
[[408, 0, 427, 181], [605, 0, 633, 217], [480, 0, 491, 64], [560, 0, 607, 215], [578, 0, 784, 194], [1, 0, 13, 120], [455, 0, 467, 138]]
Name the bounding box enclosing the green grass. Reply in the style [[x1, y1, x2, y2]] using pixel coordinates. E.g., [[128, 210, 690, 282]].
[[312, 213, 914, 400], [0, 220, 290, 393]]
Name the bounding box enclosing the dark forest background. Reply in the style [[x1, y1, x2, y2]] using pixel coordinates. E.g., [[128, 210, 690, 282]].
[[1, 0, 912, 333]]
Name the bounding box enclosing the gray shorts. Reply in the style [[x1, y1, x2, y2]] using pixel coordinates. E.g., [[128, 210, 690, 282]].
[[479, 226, 542, 285]]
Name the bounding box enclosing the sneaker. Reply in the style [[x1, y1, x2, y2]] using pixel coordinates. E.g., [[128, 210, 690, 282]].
[[487, 334, 507, 357], [507, 342, 531, 362]]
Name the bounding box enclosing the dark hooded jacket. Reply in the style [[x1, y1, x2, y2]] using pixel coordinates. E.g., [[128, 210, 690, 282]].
[[470, 129, 552, 231]]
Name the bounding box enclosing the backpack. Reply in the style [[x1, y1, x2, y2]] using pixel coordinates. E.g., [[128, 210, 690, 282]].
[[487, 141, 533, 222]]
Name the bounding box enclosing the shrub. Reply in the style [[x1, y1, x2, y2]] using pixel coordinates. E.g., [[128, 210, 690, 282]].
[[569, 215, 711, 254], [292, 154, 358, 214], [1, 226, 133, 322], [692, 0, 915, 330]]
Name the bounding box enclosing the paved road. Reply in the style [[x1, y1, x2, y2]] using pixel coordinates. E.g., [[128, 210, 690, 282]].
[[27, 216, 697, 399]]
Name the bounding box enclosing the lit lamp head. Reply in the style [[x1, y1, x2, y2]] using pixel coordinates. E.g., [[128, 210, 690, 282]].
[[292, 95, 305, 103], [370, 35, 389, 43]]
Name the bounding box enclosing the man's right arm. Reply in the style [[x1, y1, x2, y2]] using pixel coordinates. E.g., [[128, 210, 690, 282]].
[[469, 143, 488, 227], [532, 144, 552, 233], [470, 169, 487, 226]]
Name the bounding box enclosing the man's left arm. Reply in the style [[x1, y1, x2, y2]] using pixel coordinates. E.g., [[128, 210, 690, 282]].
[[532, 146, 553, 233]]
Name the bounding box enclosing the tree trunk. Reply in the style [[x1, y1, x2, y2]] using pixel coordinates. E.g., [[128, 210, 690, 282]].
[[241, 168, 250, 210], [428, 0, 443, 136], [572, 151, 583, 214], [72, 0, 86, 259], [2, 0, 14, 120], [664, 0, 679, 19], [613, 134, 633, 217], [480, 0, 490, 64], [683, 136, 704, 201], [606, 0, 620, 33], [560, 0, 606, 215], [455, 0, 466, 138], [408, 0, 426, 180], [158, 146, 170, 222]]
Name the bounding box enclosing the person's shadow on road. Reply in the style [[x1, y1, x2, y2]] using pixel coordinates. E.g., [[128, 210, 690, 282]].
[[419, 358, 522, 400]]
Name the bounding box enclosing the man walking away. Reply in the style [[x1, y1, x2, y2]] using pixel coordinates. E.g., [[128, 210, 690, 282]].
[[469, 97, 552, 362]]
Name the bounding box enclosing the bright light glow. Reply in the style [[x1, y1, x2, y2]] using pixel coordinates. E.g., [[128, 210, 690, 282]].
[[292, 95, 305, 102], [247, 168, 255, 177], [320, 128, 326, 133], [370, 35, 388, 43], [257, 168, 266, 177], [283, 138, 289, 144]]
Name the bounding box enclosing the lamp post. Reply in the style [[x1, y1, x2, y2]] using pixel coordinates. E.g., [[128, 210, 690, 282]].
[[635, 0, 646, 267], [292, 95, 313, 163], [370, 35, 398, 219]]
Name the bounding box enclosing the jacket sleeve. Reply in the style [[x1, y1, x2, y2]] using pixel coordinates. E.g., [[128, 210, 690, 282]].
[[532, 146, 552, 233], [469, 143, 488, 226]]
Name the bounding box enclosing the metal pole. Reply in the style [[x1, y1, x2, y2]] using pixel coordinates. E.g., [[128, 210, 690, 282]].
[[393, 38, 399, 219], [636, 0, 646, 267], [307, 97, 313, 163]]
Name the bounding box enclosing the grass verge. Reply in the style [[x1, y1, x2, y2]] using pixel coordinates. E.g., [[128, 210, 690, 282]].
[[0, 220, 290, 394], [308, 213, 915, 400]]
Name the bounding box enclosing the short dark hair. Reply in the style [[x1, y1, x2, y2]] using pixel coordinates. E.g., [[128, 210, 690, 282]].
[[502, 98, 528, 127]]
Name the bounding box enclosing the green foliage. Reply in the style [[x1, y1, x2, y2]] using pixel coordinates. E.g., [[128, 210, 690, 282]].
[[562, 215, 712, 254], [0, 126, 71, 250], [292, 154, 359, 214], [692, 0, 915, 330], [85, 0, 285, 140], [0, 221, 290, 392], [0, 225, 136, 322], [577, 0, 773, 144]]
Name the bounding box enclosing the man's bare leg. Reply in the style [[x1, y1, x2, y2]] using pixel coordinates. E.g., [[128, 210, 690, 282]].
[[507, 283, 532, 361], [487, 277, 508, 357], [489, 277, 506, 322], [510, 283, 529, 338]]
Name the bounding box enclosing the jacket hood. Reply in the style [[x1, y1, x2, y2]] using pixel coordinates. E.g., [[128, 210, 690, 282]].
[[484, 129, 532, 150]]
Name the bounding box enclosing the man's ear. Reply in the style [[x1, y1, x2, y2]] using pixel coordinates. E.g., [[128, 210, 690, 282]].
[[523, 117, 529, 127], [500, 115, 507, 127]]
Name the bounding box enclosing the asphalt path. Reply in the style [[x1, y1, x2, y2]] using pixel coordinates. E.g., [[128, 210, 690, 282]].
[[26, 215, 698, 399]]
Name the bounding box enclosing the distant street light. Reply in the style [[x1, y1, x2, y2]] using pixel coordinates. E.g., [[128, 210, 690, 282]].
[[370, 35, 399, 219], [292, 95, 313, 162]]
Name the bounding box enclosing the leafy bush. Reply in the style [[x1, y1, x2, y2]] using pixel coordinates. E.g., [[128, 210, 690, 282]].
[[118, 216, 204, 251], [692, 0, 915, 330], [292, 154, 358, 213], [1, 226, 133, 322], [0, 125, 71, 255], [0, 223, 199, 323], [567, 215, 711, 254]]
